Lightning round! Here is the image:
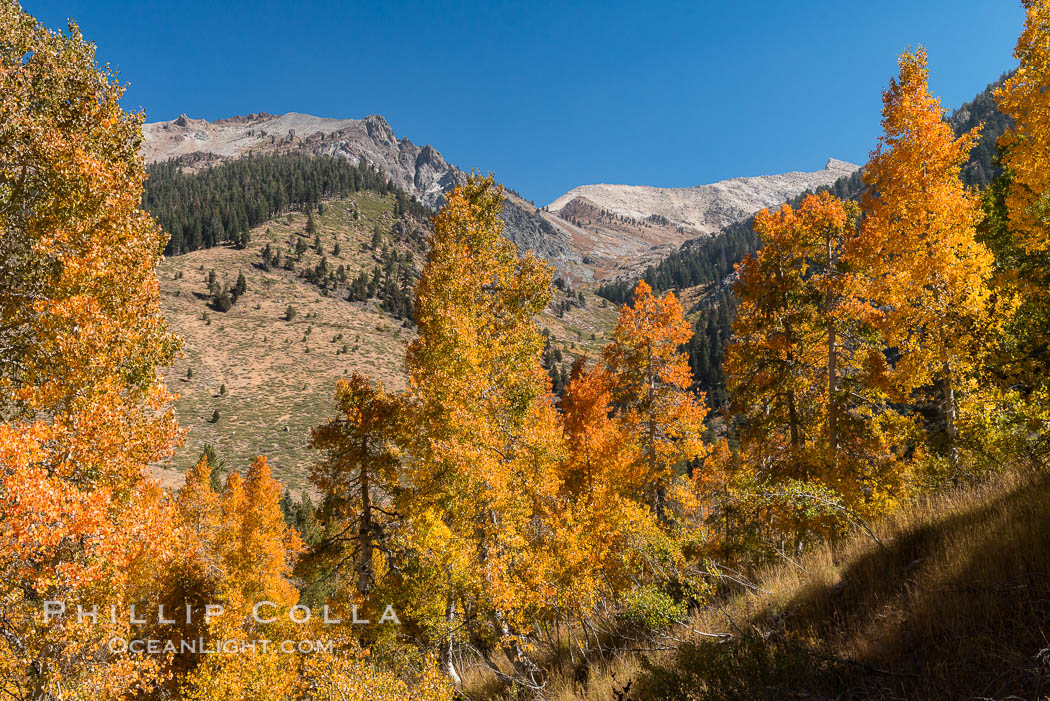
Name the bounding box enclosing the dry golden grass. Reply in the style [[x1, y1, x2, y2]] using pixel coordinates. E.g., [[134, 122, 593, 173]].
[[470, 463, 1050, 700], [540, 289, 620, 360]]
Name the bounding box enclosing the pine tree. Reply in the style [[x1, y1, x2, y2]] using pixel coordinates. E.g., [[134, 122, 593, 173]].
[[232, 272, 248, 301], [308, 373, 401, 596], [211, 286, 233, 312], [199, 443, 227, 492]]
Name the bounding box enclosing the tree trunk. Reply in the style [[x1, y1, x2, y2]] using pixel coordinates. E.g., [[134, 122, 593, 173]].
[[495, 612, 543, 689], [646, 342, 667, 523], [786, 391, 801, 452], [942, 364, 961, 484], [826, 233, 839, 465], [441, 595, 462, 688], [782, 315, 804, 479], [357, 436, 375, 596]]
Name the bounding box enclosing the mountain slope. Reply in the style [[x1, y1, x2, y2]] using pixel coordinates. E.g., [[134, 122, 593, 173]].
[[151, 190, 616, 488], [144, 112, 456, 207], [949, 73, 1014, 187], [142, 112, 858, 278]]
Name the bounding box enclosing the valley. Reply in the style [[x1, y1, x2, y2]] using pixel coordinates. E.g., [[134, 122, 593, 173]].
[[142, 110, 860, 490]]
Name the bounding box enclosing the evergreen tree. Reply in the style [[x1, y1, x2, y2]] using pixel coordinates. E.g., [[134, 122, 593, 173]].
[[200, 443, 227, 493], [232, 272, 248, 302]]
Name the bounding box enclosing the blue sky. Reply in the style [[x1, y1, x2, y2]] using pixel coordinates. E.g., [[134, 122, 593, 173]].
[[23, 1, 1025, 204]]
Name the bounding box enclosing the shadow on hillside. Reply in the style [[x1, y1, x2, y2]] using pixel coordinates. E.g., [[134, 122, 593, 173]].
[[634, 468, 1050, 700]]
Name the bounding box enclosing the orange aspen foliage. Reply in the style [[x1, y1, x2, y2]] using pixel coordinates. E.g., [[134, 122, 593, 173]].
[[556, 356, 715, 622], [553, 360, 641, 613], [0, 3, 181, 695], [560, 359, 644, 501], [602, 280, 710, 519], [219, 457, 302, 609], [996, 0, 1050, 253], [158, 456, 224, 685], [576, 282, 717, 621], [180, 457, 304, 699], [857, 48, 995, 480]]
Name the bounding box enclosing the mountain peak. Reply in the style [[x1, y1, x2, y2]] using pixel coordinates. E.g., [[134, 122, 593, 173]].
[[361, 114, 396, 143], [825, 157, 858, 171]]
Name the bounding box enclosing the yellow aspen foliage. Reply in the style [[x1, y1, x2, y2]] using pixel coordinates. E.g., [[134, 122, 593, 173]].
[[0, 2, 180, 483], [160, 456, 225, 683], [691, 437, 739, 557], [225, 457, 302, 607], [857, 48, 996, 480], [989, 0, 1050, 429], [296, 646, 452, 701], [402, 174, 565, 685], [0, 3, 182, 695], [180, 456, 304, 698], [996, 0, 1050, 253], [178, 455, 223, 545]]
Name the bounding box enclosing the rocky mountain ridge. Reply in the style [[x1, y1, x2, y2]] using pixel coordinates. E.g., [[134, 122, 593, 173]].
[[144, 112, 458, 209], [142, 112, 581, 267], [547, 158, 859, 234], [142, 112, 855, 278]]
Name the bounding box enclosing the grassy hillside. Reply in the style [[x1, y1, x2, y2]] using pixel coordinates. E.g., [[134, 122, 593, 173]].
[[154, 192, 620, 489], [156, 193, 413, 488], [462, 462, 1050, 700]]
